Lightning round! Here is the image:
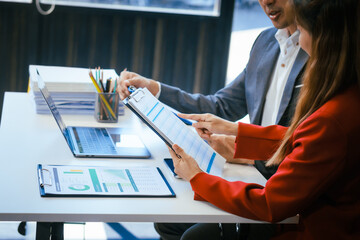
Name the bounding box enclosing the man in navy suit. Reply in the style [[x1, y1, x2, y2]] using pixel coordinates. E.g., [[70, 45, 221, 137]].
[[118, 0, 308, 239]]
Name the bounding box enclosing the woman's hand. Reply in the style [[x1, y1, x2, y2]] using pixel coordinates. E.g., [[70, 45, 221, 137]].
[[204, 134, 235, 162], [177, 113, 238, 138], [202, 134, 255, 165], [168, 144, 203, 181]]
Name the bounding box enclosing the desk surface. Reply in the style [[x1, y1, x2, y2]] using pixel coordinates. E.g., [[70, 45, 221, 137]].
[[0, 92, 298, 224]]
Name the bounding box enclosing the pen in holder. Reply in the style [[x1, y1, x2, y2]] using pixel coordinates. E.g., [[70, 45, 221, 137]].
[[94, 92, 119, 123]]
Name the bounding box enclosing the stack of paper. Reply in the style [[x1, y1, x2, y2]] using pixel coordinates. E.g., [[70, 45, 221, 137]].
[[29, 65, 124, 115]]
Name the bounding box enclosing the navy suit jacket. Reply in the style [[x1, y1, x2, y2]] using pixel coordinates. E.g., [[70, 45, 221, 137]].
[[159, 27, 309, 178]]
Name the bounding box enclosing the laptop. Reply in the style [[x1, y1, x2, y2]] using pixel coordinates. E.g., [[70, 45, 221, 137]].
[[36, 70, 151, 158]]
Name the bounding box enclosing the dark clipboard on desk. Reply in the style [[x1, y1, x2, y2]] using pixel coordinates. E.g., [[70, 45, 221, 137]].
[[37, 164, 175, 197], [123, 88, 225, 176]]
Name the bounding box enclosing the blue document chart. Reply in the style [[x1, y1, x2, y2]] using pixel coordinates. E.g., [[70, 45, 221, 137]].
[[37, 164, 175, 197], [124, 88, 225, 174]]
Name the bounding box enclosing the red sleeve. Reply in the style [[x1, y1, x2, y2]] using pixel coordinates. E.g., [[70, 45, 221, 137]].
[[190, 114, 348, 222], [234, 122, 288, 160]]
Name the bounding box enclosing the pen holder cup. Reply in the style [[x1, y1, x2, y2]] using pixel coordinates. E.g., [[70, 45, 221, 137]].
[[94, 92, 119, 123]]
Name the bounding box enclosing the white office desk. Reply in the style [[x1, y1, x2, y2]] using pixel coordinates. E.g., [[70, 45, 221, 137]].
[[0, 92, 298, 224]]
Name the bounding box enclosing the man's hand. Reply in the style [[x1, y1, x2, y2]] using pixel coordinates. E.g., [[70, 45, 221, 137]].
[[117, 69, 159, 100]]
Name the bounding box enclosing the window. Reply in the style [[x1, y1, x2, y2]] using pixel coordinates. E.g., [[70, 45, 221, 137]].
[[0, 0, 32, 3], [39, 0, 222, 16], [226, 1, 272, 84]]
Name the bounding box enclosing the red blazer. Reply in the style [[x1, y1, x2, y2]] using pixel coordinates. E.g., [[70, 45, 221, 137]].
[[190, 86, 360, 239]]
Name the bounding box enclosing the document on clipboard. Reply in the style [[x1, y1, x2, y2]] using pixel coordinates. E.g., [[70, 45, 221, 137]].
[[37, 164, 175, 197], [123, 88, 225, 176]]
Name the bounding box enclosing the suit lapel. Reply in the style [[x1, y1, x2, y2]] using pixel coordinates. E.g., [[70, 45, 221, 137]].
[[252, 41, 280, 124], [276, 49, 308, 123]]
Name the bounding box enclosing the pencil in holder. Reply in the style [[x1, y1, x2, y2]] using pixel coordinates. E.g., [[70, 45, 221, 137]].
[[94, 92, 119, 123]]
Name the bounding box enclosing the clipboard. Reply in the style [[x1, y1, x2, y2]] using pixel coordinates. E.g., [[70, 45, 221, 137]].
[[123, 88, 225, 175], [37, 164, 175, 197]]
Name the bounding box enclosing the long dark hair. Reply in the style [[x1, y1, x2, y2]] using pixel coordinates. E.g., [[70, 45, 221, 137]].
[[267, 0, 359, 166]]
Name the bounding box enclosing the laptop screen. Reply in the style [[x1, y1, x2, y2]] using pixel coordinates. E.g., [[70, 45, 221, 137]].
[[35, 68, 151, 159], [36, 70, 72, 145]]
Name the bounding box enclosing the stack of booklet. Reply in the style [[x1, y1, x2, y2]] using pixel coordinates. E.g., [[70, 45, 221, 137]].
[[28, 65, 125, 115]]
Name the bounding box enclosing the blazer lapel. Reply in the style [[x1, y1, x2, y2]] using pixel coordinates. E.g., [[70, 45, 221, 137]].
[[252, 41, 280, 124], [276, 49, 308, 124]]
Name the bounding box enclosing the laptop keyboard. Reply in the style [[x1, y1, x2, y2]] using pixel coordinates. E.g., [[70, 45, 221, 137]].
[[74, 127, 117, 154]]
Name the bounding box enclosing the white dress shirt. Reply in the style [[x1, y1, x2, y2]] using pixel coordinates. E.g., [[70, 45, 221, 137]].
[[261, 29, 300, 126]]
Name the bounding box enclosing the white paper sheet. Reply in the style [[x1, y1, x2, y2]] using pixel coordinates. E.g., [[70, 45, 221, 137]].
[[125, 88, 220, 173]]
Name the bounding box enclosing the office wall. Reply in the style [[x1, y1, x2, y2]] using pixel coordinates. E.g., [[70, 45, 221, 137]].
[[0, 1, 234, 121]]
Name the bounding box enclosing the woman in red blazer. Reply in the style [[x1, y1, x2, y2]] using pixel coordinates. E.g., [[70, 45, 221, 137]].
[[168, 0, 360, 239]]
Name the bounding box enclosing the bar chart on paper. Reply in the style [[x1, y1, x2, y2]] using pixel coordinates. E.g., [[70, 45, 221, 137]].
[[38, 165, 175, 197]]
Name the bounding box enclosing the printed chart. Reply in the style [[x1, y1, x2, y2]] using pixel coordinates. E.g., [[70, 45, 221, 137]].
[[38, 165, 175, 197]]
